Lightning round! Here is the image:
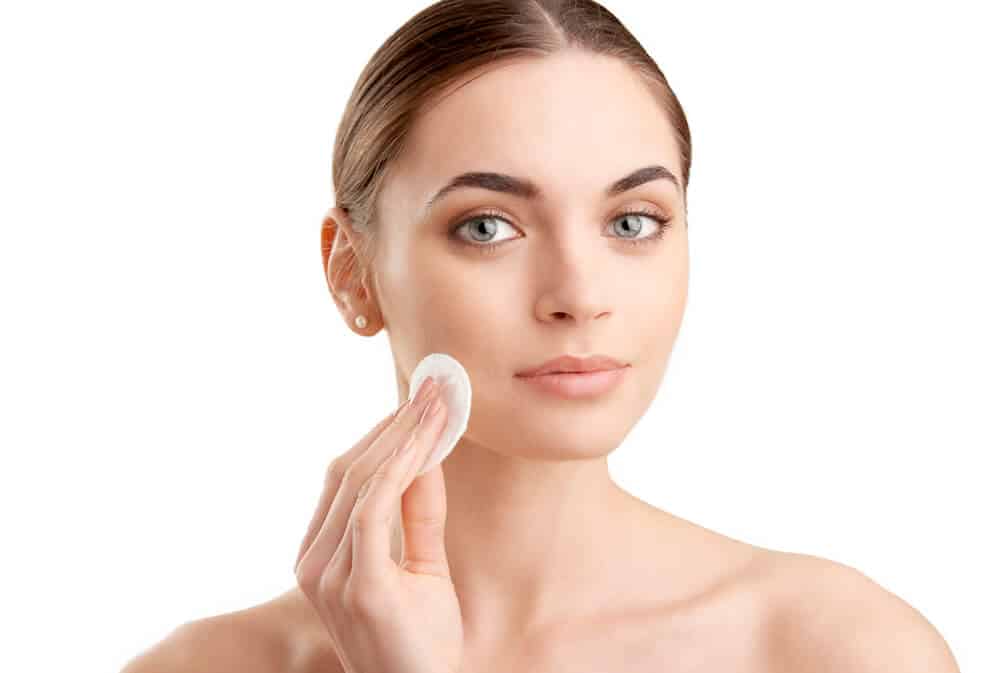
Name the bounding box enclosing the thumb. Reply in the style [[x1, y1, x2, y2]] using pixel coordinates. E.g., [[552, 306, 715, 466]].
[[399, 461, 451, 578]]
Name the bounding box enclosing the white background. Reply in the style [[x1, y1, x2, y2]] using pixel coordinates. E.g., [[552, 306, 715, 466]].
[[1, 1, 996, 670]]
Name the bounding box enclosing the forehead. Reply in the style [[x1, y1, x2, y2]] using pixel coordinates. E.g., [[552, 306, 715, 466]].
[[380, 50, 683, 222]]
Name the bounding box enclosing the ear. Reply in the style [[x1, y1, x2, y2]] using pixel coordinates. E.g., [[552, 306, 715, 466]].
[[321, 207, 383, 334]]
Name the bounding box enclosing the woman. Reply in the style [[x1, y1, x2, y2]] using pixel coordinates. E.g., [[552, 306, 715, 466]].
[[123, 1, 958, 672]]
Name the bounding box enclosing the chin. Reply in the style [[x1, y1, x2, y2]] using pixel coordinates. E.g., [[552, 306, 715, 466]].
[[466, 412, 631, 462]]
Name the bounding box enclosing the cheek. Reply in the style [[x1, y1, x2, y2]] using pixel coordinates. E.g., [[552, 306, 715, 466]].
[[663, 256, 688, 314], [630, 250, 686, 313], [654, 242, 688, 316], [431, 277, 514, 341], [628, 255, 687, 366], [377, 232, 448, 311]]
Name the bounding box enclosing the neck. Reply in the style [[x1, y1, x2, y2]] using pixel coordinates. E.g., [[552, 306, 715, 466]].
[[390, 436, 652, 642]]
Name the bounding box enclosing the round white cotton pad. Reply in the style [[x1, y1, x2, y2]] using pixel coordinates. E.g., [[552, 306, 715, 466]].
[[408, 352, 472, 476]]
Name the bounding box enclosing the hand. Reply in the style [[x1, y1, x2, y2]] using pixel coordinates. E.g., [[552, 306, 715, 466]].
[[293, 376, 463, 673]]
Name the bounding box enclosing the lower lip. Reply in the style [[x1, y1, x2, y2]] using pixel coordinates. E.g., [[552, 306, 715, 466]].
[[515, 366, 628, 399]]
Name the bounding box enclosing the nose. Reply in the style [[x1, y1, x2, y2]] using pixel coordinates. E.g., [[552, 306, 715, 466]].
[[535, 268, 612, 326], [531, 221, 616, 326]]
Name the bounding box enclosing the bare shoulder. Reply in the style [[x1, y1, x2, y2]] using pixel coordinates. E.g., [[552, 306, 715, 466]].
[[119, 600, 296, 673], [762, 551, 960, 672]]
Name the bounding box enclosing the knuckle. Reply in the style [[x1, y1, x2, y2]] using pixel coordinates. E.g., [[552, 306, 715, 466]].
[[325, 459, 346, 485], [353, 494, 387, 528], [341, 463, 367, 491], [355, 471, 383, 504], [295, 562, 319, 594], [343, 579, 387, 618], [408, 515, 446, 534], [352, 508, 375, 533], [317, 568, 346, 606], [367, 468, 388, 491], [329, 534, 350, 567]]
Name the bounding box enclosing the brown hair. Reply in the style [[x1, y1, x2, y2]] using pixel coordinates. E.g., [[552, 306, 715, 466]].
[[322, 0, 692, 289]]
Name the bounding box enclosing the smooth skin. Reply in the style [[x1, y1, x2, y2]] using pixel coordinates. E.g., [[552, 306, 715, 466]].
[[292, 375, 463, 673], [120, 49, 959, 673]]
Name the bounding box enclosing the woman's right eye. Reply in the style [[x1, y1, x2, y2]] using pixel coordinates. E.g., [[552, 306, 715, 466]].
[[450, 209, 521, 253]]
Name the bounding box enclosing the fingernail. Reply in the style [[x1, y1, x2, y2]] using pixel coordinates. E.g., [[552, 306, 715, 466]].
[[415, 377, 436, 404], [422, 397, 447, 425], [432, 398, 447, 419], [417, 395, 437, 425]]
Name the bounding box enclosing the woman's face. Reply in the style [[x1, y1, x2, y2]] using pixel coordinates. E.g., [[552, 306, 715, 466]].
[[359, 50, 688, 462]]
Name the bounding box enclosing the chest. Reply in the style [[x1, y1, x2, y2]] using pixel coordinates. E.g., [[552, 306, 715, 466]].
[[460, 601, 774, 673], [290, 550, 784, 673], [297, 611, 773, 673]]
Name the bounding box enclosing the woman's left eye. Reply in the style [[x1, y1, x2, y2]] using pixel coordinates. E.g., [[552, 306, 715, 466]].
[[450, 207, 672, 255], [608, 208, 673, 246]]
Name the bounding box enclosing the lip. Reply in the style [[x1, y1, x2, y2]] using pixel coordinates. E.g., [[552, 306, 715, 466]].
[[515, 366, 629, 399], [515, 354, 628, 377]]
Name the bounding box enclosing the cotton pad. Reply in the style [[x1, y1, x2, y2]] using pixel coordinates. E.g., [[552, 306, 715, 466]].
[[407, 352, 472, 476]]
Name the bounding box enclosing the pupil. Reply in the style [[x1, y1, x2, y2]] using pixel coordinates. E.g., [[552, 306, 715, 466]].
[[472, 218, 495, 241]]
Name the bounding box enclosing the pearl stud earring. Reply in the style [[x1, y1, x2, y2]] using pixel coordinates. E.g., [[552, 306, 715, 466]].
[[354, 315, 368, 329]]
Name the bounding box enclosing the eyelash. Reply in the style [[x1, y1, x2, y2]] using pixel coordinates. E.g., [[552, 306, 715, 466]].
[[450, 206, 673, 255]]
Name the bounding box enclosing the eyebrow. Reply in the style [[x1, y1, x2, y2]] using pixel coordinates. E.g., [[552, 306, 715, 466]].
[[422, 164, 680, 216]]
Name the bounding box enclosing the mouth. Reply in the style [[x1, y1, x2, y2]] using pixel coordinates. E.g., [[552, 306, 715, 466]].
[[526, 367, 626, 376], [515, 365, 629, 399], [515, 354, 629, 378]]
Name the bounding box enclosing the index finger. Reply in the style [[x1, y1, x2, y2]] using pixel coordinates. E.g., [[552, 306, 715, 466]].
[[294, 401, 408, 572]]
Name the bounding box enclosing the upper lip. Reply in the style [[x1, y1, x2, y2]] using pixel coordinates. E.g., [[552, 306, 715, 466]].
[[516, 354, 629, 377]]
